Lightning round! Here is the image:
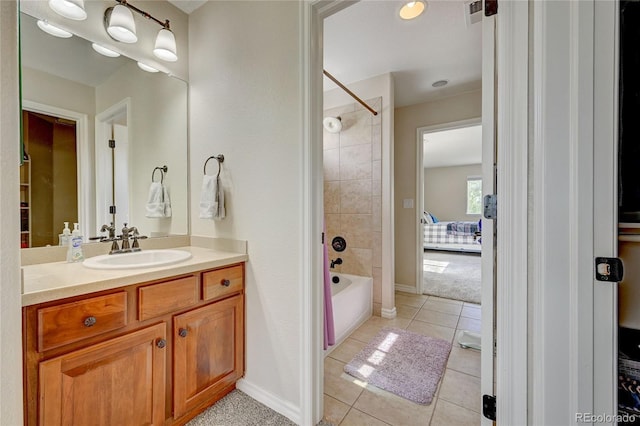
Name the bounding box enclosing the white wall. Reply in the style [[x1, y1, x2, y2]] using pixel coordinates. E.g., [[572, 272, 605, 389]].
[[0, 1, 24, 424], [424, 164, 482, 221], [394, 90, 481, 289], [324, 73, 396, 316], [96, 60, 189, 237], [189, 1, 302, 420]]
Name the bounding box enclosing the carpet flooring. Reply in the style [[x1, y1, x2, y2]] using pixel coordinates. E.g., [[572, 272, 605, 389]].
[[187, 390, 335, 426], [343, 327, 452, 405], [422, 250, 481, 304]]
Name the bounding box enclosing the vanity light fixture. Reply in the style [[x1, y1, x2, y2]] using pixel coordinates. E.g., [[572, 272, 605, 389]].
[[92, 43, 121, 58], [48, 0, 87, 21], [104, 0, 178, 62], [399, 0, 426, 20], [36, 20, 73, 38], [105, 4, 137, 43], [137, 62, 159, 73]]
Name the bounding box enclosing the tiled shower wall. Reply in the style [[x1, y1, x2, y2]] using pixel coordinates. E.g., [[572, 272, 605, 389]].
[[324, 97, 383, 316]]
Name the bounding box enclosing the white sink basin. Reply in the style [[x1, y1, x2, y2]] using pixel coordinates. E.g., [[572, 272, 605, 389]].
[[82, 249, 192, 270]]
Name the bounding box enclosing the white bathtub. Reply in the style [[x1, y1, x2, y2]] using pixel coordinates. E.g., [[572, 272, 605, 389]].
[[326, 273, 373, 355]]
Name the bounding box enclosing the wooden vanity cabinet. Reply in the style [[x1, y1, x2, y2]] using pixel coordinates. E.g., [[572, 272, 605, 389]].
[[23, 263, 245, 426]]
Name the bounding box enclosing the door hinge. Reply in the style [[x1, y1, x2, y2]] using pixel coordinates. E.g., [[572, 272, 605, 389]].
[[321, 232, 324, 245], [483, 394, 496, 421], [108, 139, 116, 149], [595, 257, 624, 282], [485, 0, 498, 16], [483, 194, 497, 219], [109, 205, 117, 214]]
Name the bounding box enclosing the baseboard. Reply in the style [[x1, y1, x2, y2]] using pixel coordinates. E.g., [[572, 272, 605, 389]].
[[381, 306, 397, 319], [395, 284, 419, 294], [235, 378, 300, 424]]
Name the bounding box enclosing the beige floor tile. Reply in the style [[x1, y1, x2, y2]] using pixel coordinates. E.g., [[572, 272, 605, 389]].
[[427, 296, 463, 306], [406, 320, 456, 343], [353, 388, 435, 426], [323, 394, 350, 425], [446, 346, 481, 378], [340, 408, 391, 426], [457, 317, 481, 333], [460, 306, 482, 320], [414, 309, 459, 328], [329, 338, 367, 364], [438, 369, 481, 413], [396, 304, 419, 320], [324, 357, 365, 405], [395, 293, 428, 308], [430, 399, 481, 426], [422, 299, 463, 316], [350, 317, 411, 343]]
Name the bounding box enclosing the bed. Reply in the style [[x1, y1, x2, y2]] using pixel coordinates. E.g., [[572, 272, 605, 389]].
[[422, 212, 481, 253]]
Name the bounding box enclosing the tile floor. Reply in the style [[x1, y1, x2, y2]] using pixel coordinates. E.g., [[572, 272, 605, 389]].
[[323, 292, 482, 426]]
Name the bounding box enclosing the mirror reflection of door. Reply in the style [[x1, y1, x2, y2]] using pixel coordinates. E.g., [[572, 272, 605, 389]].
[[21, 110, 78, 247], [96, 104, 130, 234]]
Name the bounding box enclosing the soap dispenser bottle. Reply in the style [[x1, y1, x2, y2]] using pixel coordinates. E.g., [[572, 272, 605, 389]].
[[59, 222, 71, 246], [67, 222, 84, 263]]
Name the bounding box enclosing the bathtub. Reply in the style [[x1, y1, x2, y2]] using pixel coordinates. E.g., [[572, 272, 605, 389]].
[[326, 273, 373, 354]]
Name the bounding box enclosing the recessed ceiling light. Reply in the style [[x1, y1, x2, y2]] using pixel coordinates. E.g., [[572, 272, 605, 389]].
[[399, 1, 426, 20], [36, 20, 73, 38], [91, 43, 120, 58], [432, 79, 449, 88], [137, 62, 159, 73]]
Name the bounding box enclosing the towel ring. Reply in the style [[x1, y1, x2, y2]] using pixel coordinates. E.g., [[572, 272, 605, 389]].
[[204, 154, 224, 178], [152, 166, 168, 183]]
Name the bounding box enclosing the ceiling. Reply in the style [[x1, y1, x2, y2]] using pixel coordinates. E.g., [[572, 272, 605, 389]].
[[167, 1, 482, 107], [423, 124, 482, 168], [324, 0, 482, 107]]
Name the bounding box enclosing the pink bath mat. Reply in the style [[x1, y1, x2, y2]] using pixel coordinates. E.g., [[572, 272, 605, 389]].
[[344, 327, 451, 404]]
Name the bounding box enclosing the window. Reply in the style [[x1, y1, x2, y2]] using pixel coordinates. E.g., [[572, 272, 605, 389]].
[[466, 177, 482, 215]]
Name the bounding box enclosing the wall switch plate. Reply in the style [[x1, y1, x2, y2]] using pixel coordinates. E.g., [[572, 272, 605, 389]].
[[403, 199, 414, 209]]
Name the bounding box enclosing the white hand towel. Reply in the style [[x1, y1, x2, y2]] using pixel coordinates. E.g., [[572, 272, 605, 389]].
[[199, 175, 216, 219], [214, 176, 225, 220], [199, 175, 225, 220], [162, 184, 172, 217], [145, 182, 165, 218]]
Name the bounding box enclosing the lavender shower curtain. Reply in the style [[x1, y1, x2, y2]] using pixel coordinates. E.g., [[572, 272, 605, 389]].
[[323, 226, 335, 350]]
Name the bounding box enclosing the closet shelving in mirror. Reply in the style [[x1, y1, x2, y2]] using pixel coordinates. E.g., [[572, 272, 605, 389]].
[[20, 155, 31, 248]]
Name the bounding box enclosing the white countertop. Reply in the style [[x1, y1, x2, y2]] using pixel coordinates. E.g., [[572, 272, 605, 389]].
[[22, 246, 248, 306]]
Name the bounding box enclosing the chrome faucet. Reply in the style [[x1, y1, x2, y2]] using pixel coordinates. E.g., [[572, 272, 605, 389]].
[[120, 223, 132, 251], [96, 223, 120, 254]]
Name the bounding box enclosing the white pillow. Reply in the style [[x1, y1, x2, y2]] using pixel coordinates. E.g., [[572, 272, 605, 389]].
[[423, 211, 434, 224]]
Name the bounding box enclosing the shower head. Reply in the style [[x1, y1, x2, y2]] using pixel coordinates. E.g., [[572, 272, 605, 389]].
[[323, 116, 342, 133]]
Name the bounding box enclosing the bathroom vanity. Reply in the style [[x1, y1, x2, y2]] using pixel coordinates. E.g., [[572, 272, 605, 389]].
[[21, 247, 247, 426]]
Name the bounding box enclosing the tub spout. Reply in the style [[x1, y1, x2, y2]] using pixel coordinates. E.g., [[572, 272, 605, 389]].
[[330, 257, 343, 268]]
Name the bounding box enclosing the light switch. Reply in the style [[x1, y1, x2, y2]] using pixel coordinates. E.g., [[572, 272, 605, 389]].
[[403, 199, 414, 209]]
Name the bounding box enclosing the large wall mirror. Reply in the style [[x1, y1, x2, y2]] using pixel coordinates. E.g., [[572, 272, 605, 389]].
[[19, 9, 188, 248]]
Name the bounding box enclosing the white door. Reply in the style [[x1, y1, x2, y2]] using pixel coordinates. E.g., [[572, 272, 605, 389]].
[[593, 0, 618, 417], [480, 10, 496, 426]]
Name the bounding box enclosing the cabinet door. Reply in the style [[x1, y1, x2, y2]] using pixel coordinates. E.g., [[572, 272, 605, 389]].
[[173, 295, 244, 418], [39, 323, 166, 426]]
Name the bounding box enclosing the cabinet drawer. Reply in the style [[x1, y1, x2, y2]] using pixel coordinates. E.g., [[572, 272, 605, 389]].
[[37, 292, 127, 352], [138, 276, 198, 321], [202, 265, 244, 301]]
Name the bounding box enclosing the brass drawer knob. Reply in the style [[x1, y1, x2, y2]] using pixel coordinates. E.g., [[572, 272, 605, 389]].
[[178, 328, 188, 338], [221, 279, 231, 287], [83, 316, 97, 327], [156, 338, 167, 349]]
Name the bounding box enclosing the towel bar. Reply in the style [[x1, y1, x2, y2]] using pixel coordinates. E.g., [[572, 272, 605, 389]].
[[152, 165, 168, 183], [204, 155, 224, 178]]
